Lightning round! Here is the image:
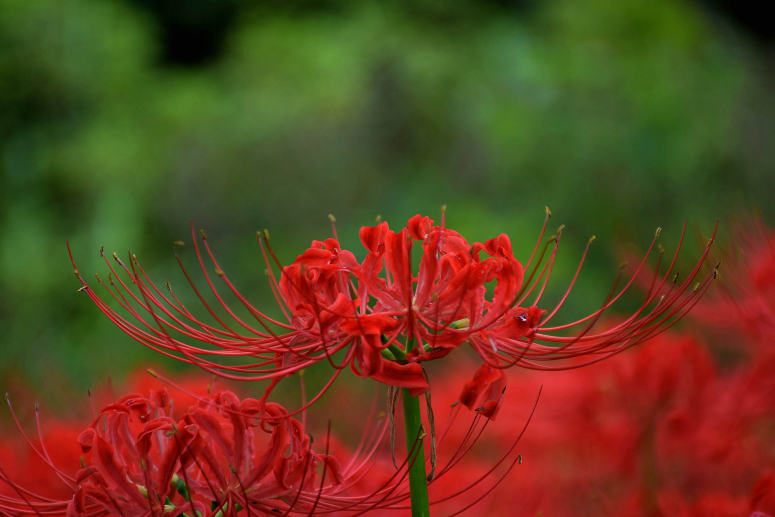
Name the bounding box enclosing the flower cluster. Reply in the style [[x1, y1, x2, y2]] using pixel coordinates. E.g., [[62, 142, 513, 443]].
[[69, 212, 716, 407], [2, 384, 350, 515], [1, 372, 536, 516]]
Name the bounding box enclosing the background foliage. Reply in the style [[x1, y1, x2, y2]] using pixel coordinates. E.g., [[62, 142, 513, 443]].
[[1, 0, 773, 405]]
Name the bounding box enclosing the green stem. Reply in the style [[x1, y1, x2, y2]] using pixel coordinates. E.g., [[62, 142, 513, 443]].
[[402, 388, 430, 517]]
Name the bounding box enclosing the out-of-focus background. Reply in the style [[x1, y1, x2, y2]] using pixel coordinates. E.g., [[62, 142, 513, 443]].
[[1, 0, 773, 405]]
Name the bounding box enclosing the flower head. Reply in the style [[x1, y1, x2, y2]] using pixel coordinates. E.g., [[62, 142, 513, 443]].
[[69, 210, 716, 408], [1, 372, 538, 516], [2, 382, 356, 515]]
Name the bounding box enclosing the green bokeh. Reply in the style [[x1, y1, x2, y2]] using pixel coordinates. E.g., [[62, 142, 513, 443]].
[[1, 0, 773, 407]]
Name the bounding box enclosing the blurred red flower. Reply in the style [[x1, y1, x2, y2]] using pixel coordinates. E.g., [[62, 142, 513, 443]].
[[2, 370, 541, 516]]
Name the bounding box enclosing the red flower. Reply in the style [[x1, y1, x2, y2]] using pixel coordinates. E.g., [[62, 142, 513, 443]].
[[2, 373, 541, 516], [69, 211, 716, 405], [2, 384, 355, 515]]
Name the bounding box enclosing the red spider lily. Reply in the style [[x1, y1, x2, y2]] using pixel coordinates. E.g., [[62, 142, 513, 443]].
[[1, 374, 539, 516], [68, 210, 716, 408], [2, 383, 371, 516]]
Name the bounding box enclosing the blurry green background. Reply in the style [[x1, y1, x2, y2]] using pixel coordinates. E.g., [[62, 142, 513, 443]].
[[1, 0, 773, 405]]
